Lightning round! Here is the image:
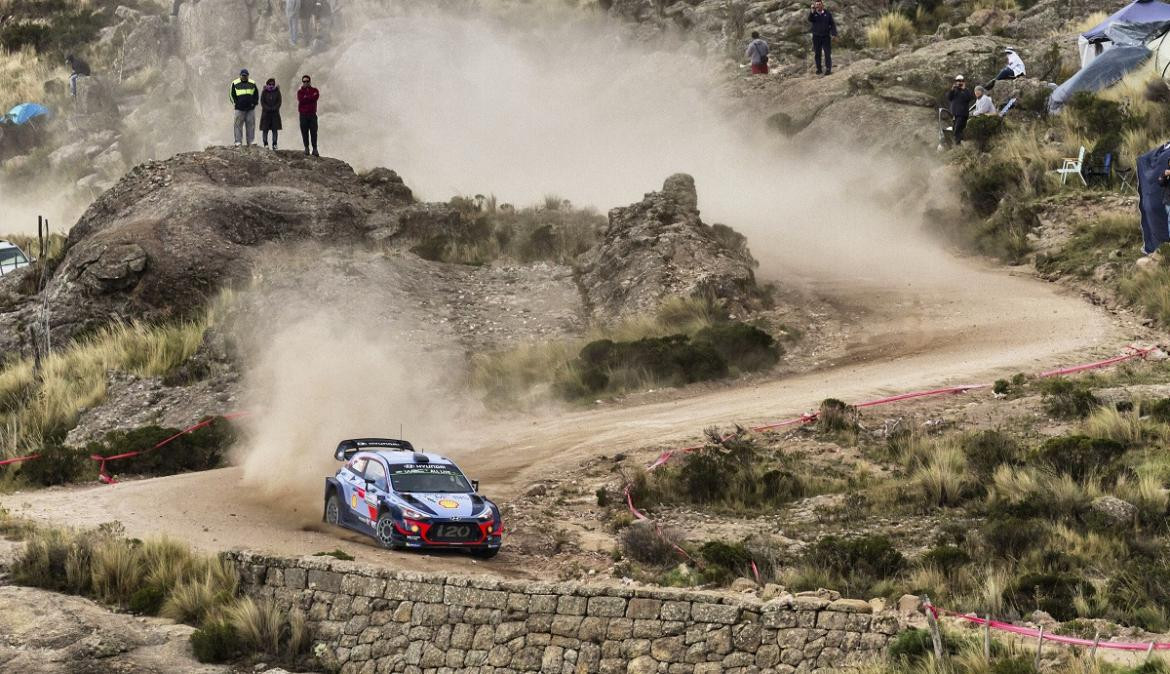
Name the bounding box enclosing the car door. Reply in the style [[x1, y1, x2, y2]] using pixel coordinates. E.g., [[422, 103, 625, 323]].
[[340, 457, 367, 525], [359, 460, 389, 532]]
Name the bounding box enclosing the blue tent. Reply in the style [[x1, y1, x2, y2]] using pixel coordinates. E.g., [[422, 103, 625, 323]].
[[5, 103, 50, 125], [1138, 142, 1170, 254], [1084, 0, 1170, 43]]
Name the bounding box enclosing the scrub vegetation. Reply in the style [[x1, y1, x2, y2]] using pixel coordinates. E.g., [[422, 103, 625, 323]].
[[1, 511, 313, 667], [599, 360, 1170, 639], [470, 296, 788, 407]]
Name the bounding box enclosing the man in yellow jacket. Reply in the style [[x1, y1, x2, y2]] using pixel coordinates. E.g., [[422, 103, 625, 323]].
[[230, 68, 260, 147]]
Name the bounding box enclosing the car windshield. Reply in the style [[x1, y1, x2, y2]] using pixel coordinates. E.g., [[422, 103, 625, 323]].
[[388, 464, 472, 493]]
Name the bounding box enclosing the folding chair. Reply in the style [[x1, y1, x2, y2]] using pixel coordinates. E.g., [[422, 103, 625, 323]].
[[1054, 146, 1087, 185], [1116, 166, 1136, 193], [1082, 152, 1113, 186], [997, 97, 1017, 117]]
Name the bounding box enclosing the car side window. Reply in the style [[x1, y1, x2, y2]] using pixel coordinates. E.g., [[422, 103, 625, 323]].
[[348, 458, 367, 477], [364, 461, 387, 491]]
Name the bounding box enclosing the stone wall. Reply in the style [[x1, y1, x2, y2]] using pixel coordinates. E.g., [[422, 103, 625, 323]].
[[227, 551, 904, 674]]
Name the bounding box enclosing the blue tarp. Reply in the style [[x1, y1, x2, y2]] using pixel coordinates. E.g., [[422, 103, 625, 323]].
[[1049, 46, 1151, 112], [1138, 142, 1170, 254], [5, 103, 50, 125], [1084, 0, 1170, 42]]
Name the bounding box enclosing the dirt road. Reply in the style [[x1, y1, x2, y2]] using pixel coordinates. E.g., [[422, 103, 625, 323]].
[[0, 253, 1128, 576]]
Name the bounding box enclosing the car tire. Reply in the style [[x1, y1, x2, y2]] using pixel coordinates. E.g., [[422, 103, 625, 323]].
[[375, 512, 402, 550], [324, 493, 342, 526], [469, 547, 499, 559]]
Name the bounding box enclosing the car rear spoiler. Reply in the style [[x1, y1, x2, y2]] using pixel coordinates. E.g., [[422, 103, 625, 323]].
[[334, 438, 415, 461]]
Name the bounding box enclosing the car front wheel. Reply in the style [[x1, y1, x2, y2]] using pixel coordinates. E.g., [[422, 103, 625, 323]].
[[324, 494, 342, 526], [375, 512, 401, 549]]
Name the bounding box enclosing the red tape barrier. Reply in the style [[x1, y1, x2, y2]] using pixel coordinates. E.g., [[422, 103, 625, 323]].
[[623, 345, 1158, 622], [926, 601, 1170, 652]]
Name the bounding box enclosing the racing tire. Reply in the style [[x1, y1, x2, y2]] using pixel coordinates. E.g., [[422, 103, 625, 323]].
[[375, 512, 403, 550], [469, 547, 499, 559], [324, 494, 342, 527]]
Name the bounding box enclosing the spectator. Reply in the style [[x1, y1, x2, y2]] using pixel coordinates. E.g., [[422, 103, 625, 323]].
[[297, 74, 320, 156], [286, 0, 301, 45], [947, 75, 974, 145], [986, 48, 1025, 91], [971, 85, 995, 116], [230, 68, 260, 147], [65, 54, 91, 97], [260, 78, 282, 150], [808, 0, 837, 76], [299, 0, 315, 43], [310, 0, 334, 52], [170, 0, 199, 17], [745, 31, 770, 75]]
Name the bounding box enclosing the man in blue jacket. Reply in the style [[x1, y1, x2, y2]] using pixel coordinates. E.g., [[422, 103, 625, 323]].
[[809, 0, 838, 75]]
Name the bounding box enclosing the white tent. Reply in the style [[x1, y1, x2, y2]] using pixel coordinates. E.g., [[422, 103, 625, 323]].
[[1079, 0, 1170, 68]]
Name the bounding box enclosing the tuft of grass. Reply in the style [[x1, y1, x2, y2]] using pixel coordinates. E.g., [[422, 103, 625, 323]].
[[1038, 378, 1100, 419], [1035, 214, 1141, 279], [226, 596, 285, 657], [865, 13, 916, 49], [1084, 405, 1164, 448], [313, 548, 354, 561], [90, 538, 144, 604], [620, 520, 683, 565], [912, 444, 973, 507]]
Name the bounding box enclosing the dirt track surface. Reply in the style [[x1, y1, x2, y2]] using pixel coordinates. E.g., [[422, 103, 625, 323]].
[[0, 256, 1127, 577]]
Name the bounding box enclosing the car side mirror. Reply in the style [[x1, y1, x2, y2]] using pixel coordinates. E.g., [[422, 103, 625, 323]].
[[472, 480, 480, 492]]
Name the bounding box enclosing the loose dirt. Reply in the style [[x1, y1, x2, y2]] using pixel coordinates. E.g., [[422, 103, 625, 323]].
[[0, 252, 1134, 577]]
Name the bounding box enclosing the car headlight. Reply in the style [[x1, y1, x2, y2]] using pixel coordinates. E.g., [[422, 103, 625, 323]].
[[475, 505, 494, 520], [400, 507, 431, 520]]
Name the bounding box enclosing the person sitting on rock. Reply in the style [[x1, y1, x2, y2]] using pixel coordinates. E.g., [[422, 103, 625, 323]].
[[971, 86, 995, 116], [65, 54, 91, 97], [808, 0, 837, 76], [230, 68, 260, 147], [745, 31, 769, 75], [297, 74, 320, 156], [985, 48, 1025, 91], [260, 78, 282, 150]]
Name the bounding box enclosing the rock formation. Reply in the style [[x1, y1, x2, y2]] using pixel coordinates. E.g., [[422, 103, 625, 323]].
[[578, 173, 766, 322]]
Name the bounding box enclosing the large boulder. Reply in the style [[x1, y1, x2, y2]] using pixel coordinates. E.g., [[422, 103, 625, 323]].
[[577, 173, 766, 322], [28, 147, 460, 342]]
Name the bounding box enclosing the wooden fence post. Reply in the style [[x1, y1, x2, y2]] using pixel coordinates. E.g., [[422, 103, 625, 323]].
[[983, 615, 991, 661], [922, 595, 945, 662], [1034, 626, 1045, 669]]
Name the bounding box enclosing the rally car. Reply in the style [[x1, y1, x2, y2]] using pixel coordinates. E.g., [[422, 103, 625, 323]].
[[323, 438, 502, 558]]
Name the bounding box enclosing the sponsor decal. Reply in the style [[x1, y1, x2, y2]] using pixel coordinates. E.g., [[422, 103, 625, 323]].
[[438, 499, 459, 509], [350, 494, 359, 509]]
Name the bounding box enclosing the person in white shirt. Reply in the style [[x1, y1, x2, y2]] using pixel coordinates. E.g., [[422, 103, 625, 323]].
[[972, 86, 996, 116], [986, 48, 1025, 90]]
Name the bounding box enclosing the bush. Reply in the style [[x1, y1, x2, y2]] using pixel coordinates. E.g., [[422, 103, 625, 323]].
[[191, 620, 241, 663], [963, 430, 1022, 479], [865, 12, 916, 48], [18, 440, 94, 486], [920, 545, 971, 574], [1039, 379, 1099, 419], [620, 521, 682, 565], [887, 628, 934, 661], [817, 398, 859, 433], [805, 535, 905, 593], [959, 158, 1023, 218], [966, 115, 1004, 152], [129, 585, 166, 615], [698, 540, 753, 584], [1145, 398, 1170, 423], [692, 323, 780, 373], [1035, 435, 1125, 482], [982, 517, 1048, 560], [572, 334, 727, 394], [88, 417, 236, 479], [1003, 572, 1094, 621]]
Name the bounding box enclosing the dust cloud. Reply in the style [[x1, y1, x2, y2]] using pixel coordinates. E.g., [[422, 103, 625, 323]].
[[327, 2, 954, 287]]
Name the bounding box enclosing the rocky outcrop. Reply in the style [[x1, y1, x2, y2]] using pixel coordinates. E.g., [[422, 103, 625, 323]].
[[578, 174, 765, 322], [3, 147, 462, 347]]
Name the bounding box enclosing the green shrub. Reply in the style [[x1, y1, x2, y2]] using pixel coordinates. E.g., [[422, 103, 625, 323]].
[[959, 158, 1023, 218], [991, 656, 1040, 674], [595, 487, 611, 507], [18, 440, 94, 486], [1038, 379, 1099, 419], [981, 517, 1048, 560], [1035, 435, 1125, 481], [698, 540, 753, 584], [190, 620, 241, 663], [966, 115, 1004, 152], [817, 398, 859, 433], [1145, 398, 1170, 423], [805, 535, 905, 593], [572, 334, 727, 394], [993, 379, 1010, 395], [1003, 572, 1094, 621], [920, 545, 971, 574], [312, 549, 355, 561], [129, 585, 166, 615], [887, 628, 934, 661], [963, 430, 1022, 479], [87, 417, 236, 479], [692, 323, 780, 372]]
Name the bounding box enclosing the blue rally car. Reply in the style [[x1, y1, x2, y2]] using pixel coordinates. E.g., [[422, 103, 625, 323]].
[[323, 438, 502, 558]]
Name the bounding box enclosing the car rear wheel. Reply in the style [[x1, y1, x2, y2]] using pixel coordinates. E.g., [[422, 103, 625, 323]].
[[469, 547, 499, 559], [375, 513, 401, 549], [324, 494, 342, 526]]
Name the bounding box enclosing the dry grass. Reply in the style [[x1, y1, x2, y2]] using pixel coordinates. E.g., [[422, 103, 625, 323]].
[[90, 538, 144, 603], [988, 465, 1100, 517], [1084, 405, 1164, 447], [0, 46, 62, 111], [865, 13, 916, 49], [161, 555, 239, 624], [0, 291, 236, 460], [1074, 11, 1109, 34], [226, 597, 285, 656], [971, 0, 1018, 9], [992, 125, 1063, 199], [911, 444, 971, 507]]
